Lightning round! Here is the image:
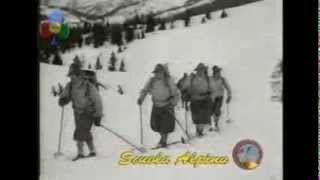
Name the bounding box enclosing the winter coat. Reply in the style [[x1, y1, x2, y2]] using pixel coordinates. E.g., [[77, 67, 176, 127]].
[[139, 76, 180, 107], [208, 76, 231, 101], [180, 74, 210, 101], [59, 79, 103, 117]]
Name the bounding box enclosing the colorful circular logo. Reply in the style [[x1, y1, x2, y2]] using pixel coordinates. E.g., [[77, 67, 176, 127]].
[[39, 9, 70, 47], [232, 139, 263, 170]]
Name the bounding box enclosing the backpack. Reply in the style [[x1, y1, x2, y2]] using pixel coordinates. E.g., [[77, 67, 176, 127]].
[[149, 74, 174, 101], [183, 73, 210, 102]]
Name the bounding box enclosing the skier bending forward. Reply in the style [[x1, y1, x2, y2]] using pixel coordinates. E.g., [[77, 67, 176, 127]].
[[137, 64, 180, 148], [59, 63, 103, 161]]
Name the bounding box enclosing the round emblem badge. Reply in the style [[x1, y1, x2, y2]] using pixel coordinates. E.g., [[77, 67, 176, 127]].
[[232, 139, 263, 170]]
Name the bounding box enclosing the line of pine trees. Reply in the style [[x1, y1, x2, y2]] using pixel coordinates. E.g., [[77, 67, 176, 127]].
[[39, 8, 228, 64], [65, 52, 127, 72]]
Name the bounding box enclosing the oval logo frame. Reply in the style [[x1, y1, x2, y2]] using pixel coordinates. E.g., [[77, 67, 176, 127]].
[[232, 139, 263, 170]]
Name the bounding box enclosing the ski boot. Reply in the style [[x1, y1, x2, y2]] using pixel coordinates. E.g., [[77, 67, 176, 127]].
[[72, 154, 85, 161], [213, 124, 220, 132], [160, 141, 167, 148], [88, 152, 96, 157], [209, 116, 215, 132], [155, 141, 167, 148], [213, 120, 220, 132], [156, 136, 168, 148], [196, 129, 204, 137]]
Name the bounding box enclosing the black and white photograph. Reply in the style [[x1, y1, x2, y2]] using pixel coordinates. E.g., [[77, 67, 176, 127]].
[[39, 0, 282, 179]]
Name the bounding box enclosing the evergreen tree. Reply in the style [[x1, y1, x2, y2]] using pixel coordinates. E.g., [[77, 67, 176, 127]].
[[159, 21, 166, 30], [118, 46, 123, 53], [85, 36, 93, 46], [92, 23, 100, 48], [201, 17, 206, 24], [206, 11, 212, 20], [73, 55, 82, 67], [68, 27, 77, 49], [110, 24, 123, 46], [146, 13, 156, 33], [103, 23, 110, 42], [124, 23, 134, 43], [52, 53, 63, 65], [84, 22, 92, 34], [95, 56, 103, 70], [184, 11, 191, 27], [108, 52, 117, 71], [95, 23, 106, 47], [119, 60, 126, 72], [141, 25, 146, 39], [220, 9, 228, 18], [133, 13, 141, 25]]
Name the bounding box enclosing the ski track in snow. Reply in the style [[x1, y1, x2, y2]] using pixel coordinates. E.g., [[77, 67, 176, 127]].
[[40, 0, 282, 179]]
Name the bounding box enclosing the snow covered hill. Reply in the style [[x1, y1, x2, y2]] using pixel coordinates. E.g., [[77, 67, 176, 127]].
[[41, 0, 198, 20], [40, 0, 260, 23], [40, 0, 282, 179], [43, 0, 198, 16]]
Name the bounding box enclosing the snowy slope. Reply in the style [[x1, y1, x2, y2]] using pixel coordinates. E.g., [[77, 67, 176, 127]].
[[40, 0, 282, 179]]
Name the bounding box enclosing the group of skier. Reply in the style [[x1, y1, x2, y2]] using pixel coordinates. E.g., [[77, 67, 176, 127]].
[[137, 63, 232, 148], [58, 62, 232, 161]]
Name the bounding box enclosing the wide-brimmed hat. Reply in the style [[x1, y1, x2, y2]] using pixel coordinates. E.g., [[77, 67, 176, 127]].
[[212, 65, 222, 72], [67, 63, 81, 76], [152, 64, 166, 73], [194, 63, 207, 71], [80, 68, 96, 77]]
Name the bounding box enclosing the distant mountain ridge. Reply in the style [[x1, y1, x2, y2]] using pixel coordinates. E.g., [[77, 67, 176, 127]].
[[41, 0, 261, 23]]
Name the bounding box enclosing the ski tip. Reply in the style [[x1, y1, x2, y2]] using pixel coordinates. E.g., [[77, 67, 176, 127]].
[[138, 147, 148, 153]]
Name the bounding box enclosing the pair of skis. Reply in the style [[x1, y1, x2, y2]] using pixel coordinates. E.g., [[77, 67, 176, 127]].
[[54, 103, 232, 160]]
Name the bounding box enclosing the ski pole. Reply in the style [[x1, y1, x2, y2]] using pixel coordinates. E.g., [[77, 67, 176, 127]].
[[167, 109, 191, 140], [100, 124, 146, 153], [174, 116, 191, 140], [58, 107, 64, 152], [184, 102, 189, 136], [54, 107, 65, 158], [139, 105, 143, 145], [226, 103, 232, 123]]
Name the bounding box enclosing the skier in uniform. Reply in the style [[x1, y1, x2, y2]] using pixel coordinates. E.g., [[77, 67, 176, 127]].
[[58, 64, 103, 161], [180, 63, 212, 137], [137, 64, 180, 147], [208, 65, 232, 131]]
